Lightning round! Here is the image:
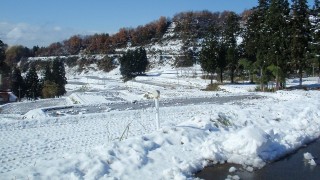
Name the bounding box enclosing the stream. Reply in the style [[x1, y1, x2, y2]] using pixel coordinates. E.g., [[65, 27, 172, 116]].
[[196, 139, 320, 180]]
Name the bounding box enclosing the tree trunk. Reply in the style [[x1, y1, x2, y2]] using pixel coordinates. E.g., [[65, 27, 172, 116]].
[[260, 67, 264, 91], [276, 61, 280, 90], [318, 60, 320, 78], [276, 74, 279, 91], [230, 69, 234, 84], [210, 73, 213, 85], [299, 67, 303, 86], [220, 70, 223, 83], [249, 71, 254, 84]]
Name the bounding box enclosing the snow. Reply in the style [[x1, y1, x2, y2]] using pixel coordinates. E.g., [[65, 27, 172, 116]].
[[226, 175, 240, 180], [8, 92, 17, 102], [228, 166, 237, 173], [1, 64, 320, 179], [304, 152, 317, 166], [309, 159, 317, 166], [304, 152, 314, 160], [68, 92, 113, 105]]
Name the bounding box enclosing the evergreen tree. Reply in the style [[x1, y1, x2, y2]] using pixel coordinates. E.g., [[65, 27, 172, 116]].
[[243, 0, 271, 90], [97, 56, 116, 72], [42, 63, 53, 82], [243, 9, 260, 83], [120, 50, 135, 81], [200, 28, 220, 85], [310, 0, 320, 77], [175, 48, 194, 68], [257, 0, 272, 90], [217, 42, 227, 83], [224, 12, 240, 84], [25, 65, 40, 100], [265, 0, 290, 89], [0, 40, 10, 79], [0, 40, 11, 90], [135, 47, 149, 74], [312, 2, 320, 18], [11, 67, 25, 101], [52, 58, 67, 96], [259, 0, 271, 9], [119, 48, 149, 81], [291, 0, 311, 86], [0, 40, 5, 65]]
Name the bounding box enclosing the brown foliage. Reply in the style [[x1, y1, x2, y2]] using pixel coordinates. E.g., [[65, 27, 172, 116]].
[[173, 10, 223, 39], [5, 45, 30, 66], [64, 35, 82, 55], [241, 9, 254, 23], [84, 33, 112, 54], [112, 28, 130, 48]]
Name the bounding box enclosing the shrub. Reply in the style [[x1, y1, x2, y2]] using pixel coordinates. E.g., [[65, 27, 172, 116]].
[[77, 57, 95, 72], [42, 80, 58, 98], [203, 83, 220, 91], [65, 56, 78, 67], [97, 56, 116, 72]]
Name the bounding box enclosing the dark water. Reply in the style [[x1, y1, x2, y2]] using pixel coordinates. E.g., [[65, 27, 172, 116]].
[[196, 139, 320, 180]]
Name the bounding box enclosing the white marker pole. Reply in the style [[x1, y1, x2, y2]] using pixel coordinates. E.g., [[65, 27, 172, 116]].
[[152, 90, 160, 130], [155, 98, 160, 130]]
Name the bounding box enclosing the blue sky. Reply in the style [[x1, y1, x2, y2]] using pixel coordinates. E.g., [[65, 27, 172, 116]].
[[0, 0, 314, 47]]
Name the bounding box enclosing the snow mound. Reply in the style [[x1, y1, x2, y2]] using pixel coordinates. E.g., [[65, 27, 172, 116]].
[[220, 84, 256, 93], [223, 126, 281, 167], [24, 108, 47, 119], [68, 92, 110, 105]]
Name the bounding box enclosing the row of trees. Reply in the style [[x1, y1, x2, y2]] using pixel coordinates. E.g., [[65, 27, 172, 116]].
[[9, 58, 67, 100], [34, 17, 169, 56], [243, 0, 317, 89], [200, 0, 319, 90], [199, 11, 241, 85]]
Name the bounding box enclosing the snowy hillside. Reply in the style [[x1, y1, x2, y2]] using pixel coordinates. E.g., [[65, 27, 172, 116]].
[[26, 22, 185, 75]]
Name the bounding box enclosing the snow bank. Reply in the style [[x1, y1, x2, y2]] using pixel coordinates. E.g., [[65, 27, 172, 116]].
[[23, 108, 47, 119], [68, 92, 111, 105]]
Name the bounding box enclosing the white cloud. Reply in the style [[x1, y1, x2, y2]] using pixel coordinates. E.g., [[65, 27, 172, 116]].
[[0, 22, 94, 48], [7, 27, 23, 39], [53, 26, 62, 32]]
